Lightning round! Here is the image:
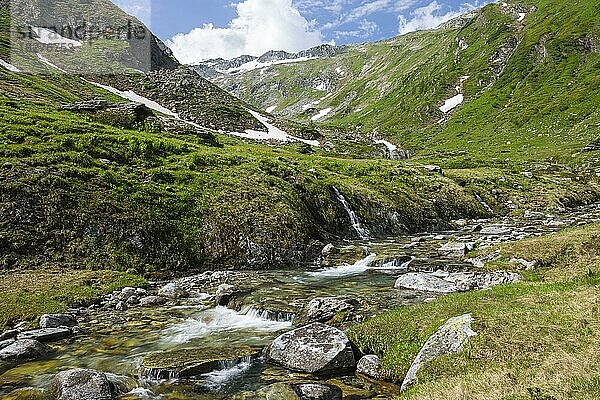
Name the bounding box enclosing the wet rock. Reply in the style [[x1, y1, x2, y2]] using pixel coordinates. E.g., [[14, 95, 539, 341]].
[[17, 327, 72, 342], [479, 226, 511, 235], [215, 284, 247, 309], [0, 339, 52, 362], [2, 387, 48, 399], [0, 338, 16, 350], [321, 245, 367, 268], [294, 297, 360, 327], [0, 329, 18, 341], [39, 314, 77, 329], [266, 323, 356, 375], [401, 314, 476, 391], [291, 382, 343, 400], [115, 301, 127, 312], [321, 244, 339, 257], [139, 295, 168, 307], [50, 369, 115, 400], [356, 355, 384, 380], [141, 346, 260, 379], [395, 273, 458, 294], [158, 282, 189, 299], [437, 242, 474, 257]]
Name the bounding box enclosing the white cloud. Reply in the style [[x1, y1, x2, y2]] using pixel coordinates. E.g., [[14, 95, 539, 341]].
[[166, 0, 325, 63], [397, 1, 476, 35]]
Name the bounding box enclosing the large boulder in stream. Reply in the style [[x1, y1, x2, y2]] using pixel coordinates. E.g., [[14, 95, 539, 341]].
[[294, 297, 360, 327], [0, 339, 52, 362], [401, 314, 477, 391], [141, 346, 261, 379], [266, 323, 356, 374], [50, 369, 116, 400]]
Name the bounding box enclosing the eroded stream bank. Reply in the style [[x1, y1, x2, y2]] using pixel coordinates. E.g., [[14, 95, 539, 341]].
[[1, 204, 600, 399]]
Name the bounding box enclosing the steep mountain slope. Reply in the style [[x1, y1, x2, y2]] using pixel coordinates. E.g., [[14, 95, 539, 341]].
[[196, 0, 600, 168]]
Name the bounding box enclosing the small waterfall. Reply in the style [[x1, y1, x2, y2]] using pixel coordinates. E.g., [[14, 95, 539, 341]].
[[142, 367, 180, 381], [241, 306, 295, 322], [200, 356, 256, 391], [332, 186, 370, 240], [309, 253, 377, 278], [474, 192, 493, 213]]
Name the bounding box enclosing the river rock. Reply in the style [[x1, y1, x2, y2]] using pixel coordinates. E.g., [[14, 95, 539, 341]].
[[401, 314, 477, 391], [0, 329, 18, 341], [437, 242, 474, 257], [215, 284, 247, 309], [356, 355, 384, 380], [321, 244, 339, 257], [141, 346, 261, 379], [395, 273, 458, 293], [294, 297, 360, 327], [0, 338, 15, 350], [157, 282, 189, 299], [39, 314, 77, 329], [444, 271, 522, 291], [139, 295, 168, 307], [479, 226, 511, 235], [266, 323, 356, 374], [290, 383, 343, 400], [50, 369, 115, 400], [17, 327, 72, 342], [0, 339, 52, 362]]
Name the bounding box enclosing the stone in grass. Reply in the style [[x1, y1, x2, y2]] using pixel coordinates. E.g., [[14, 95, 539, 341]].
[[141, 346, 261, 379], [401, 314, 477, 391], [356, 354, 385, 380], [395, 273, 458, 294], [266, 323, 356, 375]]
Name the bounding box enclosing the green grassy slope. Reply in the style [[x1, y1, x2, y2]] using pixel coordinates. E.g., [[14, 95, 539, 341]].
[[213, 0, 600, 169]]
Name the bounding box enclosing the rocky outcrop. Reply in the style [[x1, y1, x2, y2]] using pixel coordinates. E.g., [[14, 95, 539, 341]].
[[437, 242, 474, 257], [139, 295, 168, 307], [50, 369, 116, 400], [356, 354, 385, 380], [266, 323, 356, 375], [401, 314, 477, 391], [157, 282, 189, 299], [39, 314, 77, 329], [395, 271, 522, 293], [0, 339, 52, 362], [294, 297, 360, 327]]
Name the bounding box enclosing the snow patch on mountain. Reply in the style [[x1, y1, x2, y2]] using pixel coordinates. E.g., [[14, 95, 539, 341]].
[[31, 27, 82, 47], [223, 56, 316, 74], [231, 109, 320, 146], [311, 108, 332, 121], [439, 94, 464, 113], [0, 58, 20, 72], [37, 53, 67, 73]]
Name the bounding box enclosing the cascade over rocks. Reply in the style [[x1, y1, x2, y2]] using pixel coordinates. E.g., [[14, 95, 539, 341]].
[[266, 323, 356, 374]]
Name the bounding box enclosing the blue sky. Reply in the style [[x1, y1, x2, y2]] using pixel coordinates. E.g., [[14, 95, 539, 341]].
[[112, 0, 491, 63]]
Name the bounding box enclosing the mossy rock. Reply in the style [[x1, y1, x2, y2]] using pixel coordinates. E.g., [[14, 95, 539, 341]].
[[141, 346, 262, 379]]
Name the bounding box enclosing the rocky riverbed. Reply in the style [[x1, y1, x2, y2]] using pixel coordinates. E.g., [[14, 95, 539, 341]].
[[1, 204, 599, 399]]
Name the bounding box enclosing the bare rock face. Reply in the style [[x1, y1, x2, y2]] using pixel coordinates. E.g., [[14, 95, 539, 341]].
[[401, 314, 477, 391], [50, 369, 115, 400], [0, 339, 52, 362], [266, 323, 356, 375]]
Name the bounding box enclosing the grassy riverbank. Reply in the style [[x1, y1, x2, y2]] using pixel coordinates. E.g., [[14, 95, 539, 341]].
[[0, 269, 146, 330], [349, 223, 600, 399]]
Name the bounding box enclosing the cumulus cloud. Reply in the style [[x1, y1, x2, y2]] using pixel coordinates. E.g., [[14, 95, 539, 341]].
[[166, 0, 325, 63], [398, 1, 475, 35]]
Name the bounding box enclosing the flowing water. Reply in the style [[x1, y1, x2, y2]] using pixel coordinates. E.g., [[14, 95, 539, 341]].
[[2, 204, 600, 399]]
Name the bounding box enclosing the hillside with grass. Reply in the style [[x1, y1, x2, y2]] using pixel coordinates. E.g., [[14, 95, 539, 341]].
[[199, 0, 600, 170]]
